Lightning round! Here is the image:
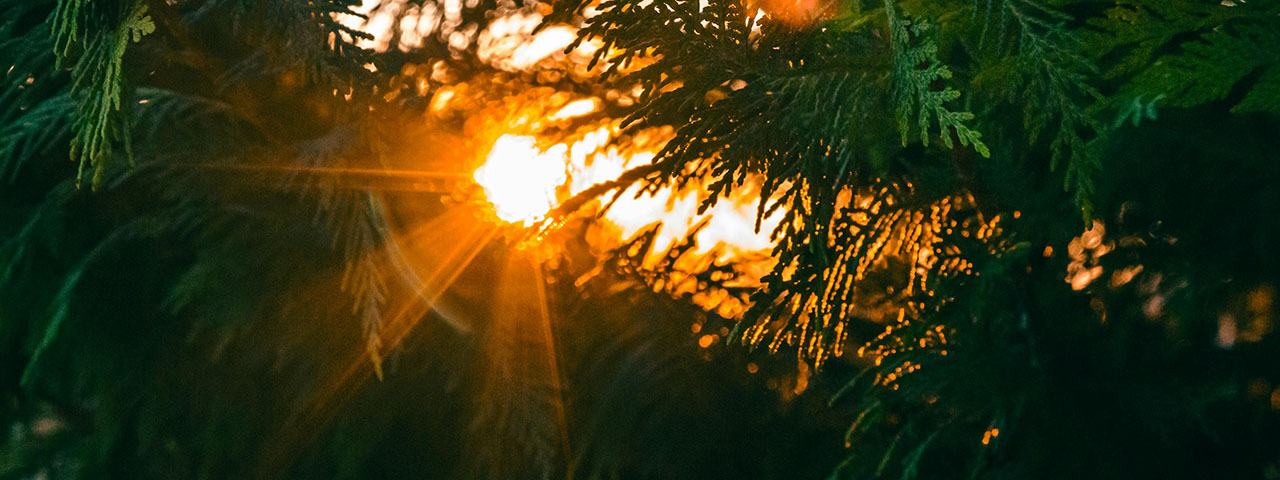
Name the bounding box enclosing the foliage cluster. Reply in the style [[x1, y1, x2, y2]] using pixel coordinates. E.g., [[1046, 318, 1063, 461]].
[[549, 0, 1280, 477]]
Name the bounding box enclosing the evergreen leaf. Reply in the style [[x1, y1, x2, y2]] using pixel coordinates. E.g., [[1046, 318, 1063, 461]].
[[885, 0, 989, 158]]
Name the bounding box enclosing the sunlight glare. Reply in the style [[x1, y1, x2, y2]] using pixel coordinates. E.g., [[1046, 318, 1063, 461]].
[[511, 26, 578, 69], [551, 98, 601, 120], [474, 135, 568, 226], [473, 118, 780, 262]]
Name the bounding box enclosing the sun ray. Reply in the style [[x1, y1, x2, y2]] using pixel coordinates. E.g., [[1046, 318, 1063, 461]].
[[464, 247, 576, 475], [531, 257, 572, 474], [381, 221, 499, 349], [258, 209, 499, 477], [187, 163, 469, 192]]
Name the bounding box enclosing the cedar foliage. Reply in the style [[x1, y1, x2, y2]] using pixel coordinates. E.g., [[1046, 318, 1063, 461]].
[[3, 0, 1280, 479]]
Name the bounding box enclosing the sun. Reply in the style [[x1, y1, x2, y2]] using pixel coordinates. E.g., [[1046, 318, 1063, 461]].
[[470, 106, 783, 265], [472, 134, 568, 226]]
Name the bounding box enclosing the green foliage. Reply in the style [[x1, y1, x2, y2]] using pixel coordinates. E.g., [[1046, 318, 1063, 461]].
[[551, 0, 1280, 478], [0, 94, 74, 182], [2, 1, 856, 478], [884, 1, 988, 157], [0, 0, 59, 125], [59, 0, 155, 188], [1134, 23, 1280, 113], [1092, 1, 1280, 114], [1, 0, 417, 474], [973, 0, 1100, 218], [4, 0, 1280, 478]]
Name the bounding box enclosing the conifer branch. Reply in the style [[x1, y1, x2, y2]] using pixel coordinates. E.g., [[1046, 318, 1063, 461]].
[[61, 0, 155, 189], [885, 0, 989, 158]]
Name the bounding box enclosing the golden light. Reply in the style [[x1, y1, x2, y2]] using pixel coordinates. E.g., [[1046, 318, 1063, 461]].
[[472, 114, 781, 266], [475, 14, 604, 76], [339, 0, 451, 52], [467, 110, 783, 325], [473, 135, 568, 226], [698, 334, 716, 348], [511, 26, 578, 69], [320, 7, 774, 466], [1066, 222, 1110, 290], [752, 0, 831, 27], [550, 98, 600, 120], [981, 427, 1000, 445]]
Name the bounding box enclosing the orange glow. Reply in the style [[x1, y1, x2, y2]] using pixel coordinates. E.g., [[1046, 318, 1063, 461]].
[[511, 26, 578, 69], [467, 104, 782, 324], [472, 117, 781, 263], [792, 359, 811, 395], [339, 0, 448, 52], [698, 334, 716, 348], [753, 0, 832, 27], [475, 14, 605, 76], [981, 428, 1000, 445], [1065, 222, 1110, 290], [473, 135, 567, 226], [550, 98, 600, 120]]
